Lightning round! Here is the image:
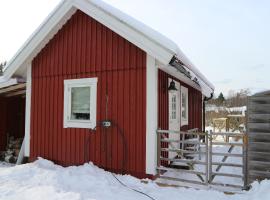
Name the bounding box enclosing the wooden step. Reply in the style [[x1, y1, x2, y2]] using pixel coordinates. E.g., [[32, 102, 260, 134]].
[[160, 157, 206, 165], [160, 148, 205, 154], [157, 166, 205, 175], [210, 182, 243, 189], [161, 139, 203, 145], [158, 175, 207, 186]]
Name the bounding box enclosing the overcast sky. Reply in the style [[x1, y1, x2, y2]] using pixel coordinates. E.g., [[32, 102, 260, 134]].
[[0, 0, 269, 96]]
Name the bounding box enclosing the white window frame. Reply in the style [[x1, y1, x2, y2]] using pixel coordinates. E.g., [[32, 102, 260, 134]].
[[181, 86, 189, 126], [168, 78, 180, 159], [168, 78, 180, 131], [64, 78, 98, 129], [171, 95, 177, 120]]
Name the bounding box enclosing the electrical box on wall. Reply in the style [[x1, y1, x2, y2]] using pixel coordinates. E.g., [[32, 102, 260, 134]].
[[101, 120, 112, 128]]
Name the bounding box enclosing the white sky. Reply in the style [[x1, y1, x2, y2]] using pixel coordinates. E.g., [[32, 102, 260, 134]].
[[0, 0, 269, 96]]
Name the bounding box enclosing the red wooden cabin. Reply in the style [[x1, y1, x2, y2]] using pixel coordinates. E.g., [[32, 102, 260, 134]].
[[0, 0, 214, 178]]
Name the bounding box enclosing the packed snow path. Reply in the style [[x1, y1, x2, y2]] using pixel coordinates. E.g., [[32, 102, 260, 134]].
[[0, 158, 269, 200]]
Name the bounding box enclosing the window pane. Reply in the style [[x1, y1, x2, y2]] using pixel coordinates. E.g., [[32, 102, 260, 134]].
[[71, 87, 90, 120], [171, 95, 177, 120], [182, 93, 186, 119]]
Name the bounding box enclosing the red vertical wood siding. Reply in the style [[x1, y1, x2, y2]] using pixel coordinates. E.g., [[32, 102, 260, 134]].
[[0, 97, 25, 151], [157, 69, 202, 165], [158, 69, 203, 131], [30, 10, 147, 177]]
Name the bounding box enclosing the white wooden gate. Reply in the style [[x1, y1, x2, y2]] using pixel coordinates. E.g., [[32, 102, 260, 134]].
[[156, 129, 248, 191]]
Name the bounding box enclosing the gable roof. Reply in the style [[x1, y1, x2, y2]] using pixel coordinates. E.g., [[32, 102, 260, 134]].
[[0, 0, 214, 96]]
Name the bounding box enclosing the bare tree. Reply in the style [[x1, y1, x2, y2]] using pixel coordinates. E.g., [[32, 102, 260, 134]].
[[0, 61, 7, 76], [226, 89, 250, 107]]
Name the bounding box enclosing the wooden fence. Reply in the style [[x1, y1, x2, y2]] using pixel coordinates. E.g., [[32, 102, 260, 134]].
[[247, 95, 270, 184]]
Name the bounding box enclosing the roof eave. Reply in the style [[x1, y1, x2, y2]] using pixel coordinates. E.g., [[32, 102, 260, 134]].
[[169, 55, 214, 97]]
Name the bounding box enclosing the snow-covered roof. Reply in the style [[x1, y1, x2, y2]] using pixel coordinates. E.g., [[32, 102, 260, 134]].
[[0, 0, 214, 96], [87, 0, 214, 96]]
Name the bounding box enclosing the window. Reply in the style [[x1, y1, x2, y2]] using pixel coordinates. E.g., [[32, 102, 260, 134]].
[[168, 78, 180, 131], [181, 86, 188, 126], [171, 94, 177, 120], [64, 78, 98, 129]]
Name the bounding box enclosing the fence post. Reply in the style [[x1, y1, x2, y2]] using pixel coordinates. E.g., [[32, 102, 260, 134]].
[[243, 134, 248, 190], [205, 131, 209, 185], [209, 130, 213, 183], [157, 130, 161, 173], [197, 129, 201, 160]]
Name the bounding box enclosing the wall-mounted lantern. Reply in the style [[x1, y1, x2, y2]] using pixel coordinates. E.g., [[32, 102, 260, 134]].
[[168, 80, 177, 93]]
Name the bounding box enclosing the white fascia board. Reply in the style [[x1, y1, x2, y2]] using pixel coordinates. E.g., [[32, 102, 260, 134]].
[[0, 78, 18, 89], [157, 61, 201, 92], [24, 65, 32, 157], [146, 54, 158, 175], [175, 52, 215, 92], [3, 0, 76, 78], [79, 0, 214, 92], [158, 61, 213, 97], [200, 80, 214, 98], [73, 0, 174, 65]]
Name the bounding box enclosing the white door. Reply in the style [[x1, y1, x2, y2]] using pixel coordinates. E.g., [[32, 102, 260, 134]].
[[168, 79, 180, 158]]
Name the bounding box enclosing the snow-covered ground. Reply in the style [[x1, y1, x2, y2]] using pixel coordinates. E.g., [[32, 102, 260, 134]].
[[0, 161, 14, 168], [206, 105, 246, 115], [0, 158, 269, 200]]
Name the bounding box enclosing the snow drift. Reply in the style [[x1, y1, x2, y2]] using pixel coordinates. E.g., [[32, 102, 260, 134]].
[[0, 158, 269, 200]]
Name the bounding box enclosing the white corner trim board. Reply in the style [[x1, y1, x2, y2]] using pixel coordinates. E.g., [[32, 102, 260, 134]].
[[24, 65, 32, 157], [146, 54, 158, 175]]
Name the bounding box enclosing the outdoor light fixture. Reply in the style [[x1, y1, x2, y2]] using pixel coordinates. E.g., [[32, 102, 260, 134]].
[[168, 80, 177, 92]]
